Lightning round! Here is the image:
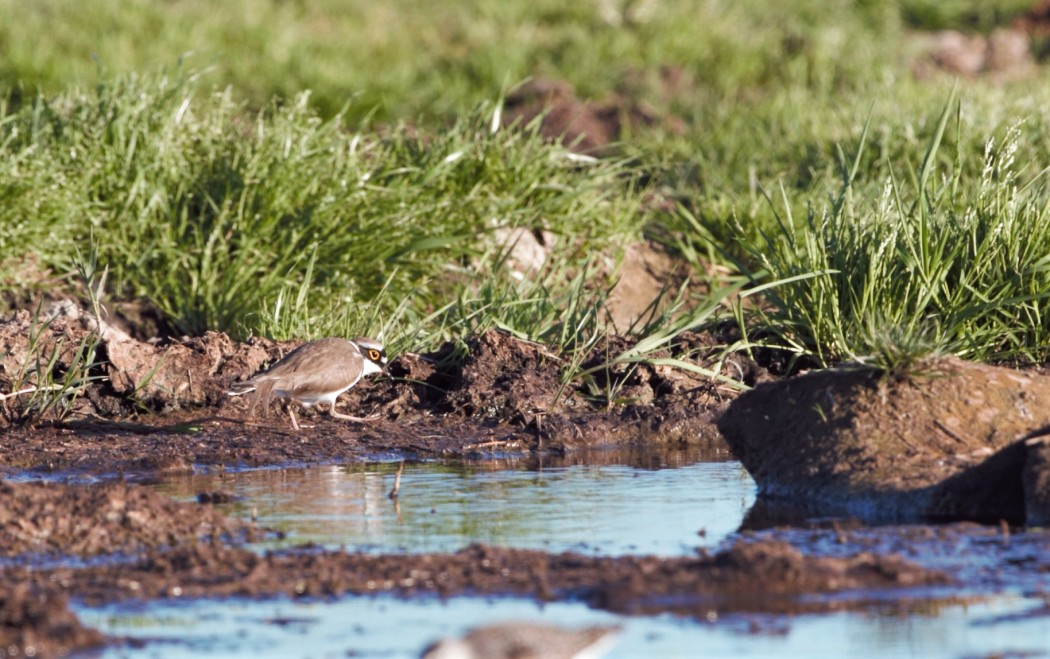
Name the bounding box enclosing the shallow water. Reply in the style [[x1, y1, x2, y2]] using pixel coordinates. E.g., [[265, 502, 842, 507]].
[[74, 449, 1050, 657], [152, 452, 754, 555], [80, 591, 1050, 658]]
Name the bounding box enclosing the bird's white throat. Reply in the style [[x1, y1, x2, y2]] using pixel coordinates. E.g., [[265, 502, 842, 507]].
[[361, 359, 384, 376]]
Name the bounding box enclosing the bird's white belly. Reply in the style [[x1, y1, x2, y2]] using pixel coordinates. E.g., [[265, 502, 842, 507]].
[[273, 386, 349, 407]]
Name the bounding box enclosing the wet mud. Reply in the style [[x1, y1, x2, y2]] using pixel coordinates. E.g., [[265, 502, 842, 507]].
[[719, 357, 1050, 525], [6, 539, 952, 615], [0, 478, 268, 656], [0, 471, 959, 657], [0, 480, 265, 557], [0, 585, 105, 658], [4, 524, 955, 657], [0, 309, 1045, 655], [0, 313, 742, 476]]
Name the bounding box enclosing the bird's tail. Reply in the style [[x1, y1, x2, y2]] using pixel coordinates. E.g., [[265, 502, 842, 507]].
[[226, 382, 257, 397], [228, 378, 276, 417], [250, 379, 277, 415]]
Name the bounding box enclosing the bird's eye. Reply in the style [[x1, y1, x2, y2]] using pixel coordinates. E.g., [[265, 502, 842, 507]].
[[368, 349, 381, 361]]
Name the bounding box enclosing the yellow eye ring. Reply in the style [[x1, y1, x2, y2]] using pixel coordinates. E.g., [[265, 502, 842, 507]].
[[368, 349, 381, 361]]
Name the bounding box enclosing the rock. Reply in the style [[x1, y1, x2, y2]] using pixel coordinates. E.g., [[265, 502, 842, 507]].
[[605, 241, 682, 332], [1023, 435, 1050, 526], [717, 357, 1050, 525], [916, 28, 1034, 82]]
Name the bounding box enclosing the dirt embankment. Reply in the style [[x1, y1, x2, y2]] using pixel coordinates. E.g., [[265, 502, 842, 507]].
[[0, 309, 754, 475], [719, 357, 1050, 525], [10, 300, 1050, 529], [8, 305, 1050, 528]]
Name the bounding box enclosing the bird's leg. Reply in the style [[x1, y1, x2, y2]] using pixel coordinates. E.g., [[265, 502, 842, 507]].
[[328, 402, 373, 423], [289, 407, 317, 429]]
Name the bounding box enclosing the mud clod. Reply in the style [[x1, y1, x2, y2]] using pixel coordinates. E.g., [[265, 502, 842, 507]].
[[446, 329, 573, 421], [0, 480, 265, 558], [718, 357, 1050, 524], [501, 77, 673, 155], [0, 584, 105, 658]]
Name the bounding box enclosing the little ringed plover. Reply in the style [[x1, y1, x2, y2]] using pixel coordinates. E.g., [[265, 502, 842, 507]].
[[228, 336, 387, 431]]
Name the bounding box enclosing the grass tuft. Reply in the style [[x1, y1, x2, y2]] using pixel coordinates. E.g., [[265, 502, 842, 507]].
[[0, 254, 107, 425], [737, 95, 1050, 371], [1, 71, 646, 344]]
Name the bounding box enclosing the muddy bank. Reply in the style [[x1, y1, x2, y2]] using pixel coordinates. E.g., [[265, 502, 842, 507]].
[[0, 477, 959, 657], [0, 479, 267, 558], [0, 479, 272, 657], [12, 541, 952, 614], [719, 358, 1050, 525], [8, 539, 955, 656], [0, 310, 749, 475], [0, 584, 105, 658], [0, 309, 1032, 657]]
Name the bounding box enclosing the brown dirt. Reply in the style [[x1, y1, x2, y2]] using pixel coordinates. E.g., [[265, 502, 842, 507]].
[[501, 77, 680, 155], [604, 241, 687, 332], [1, 538, 953, 656], [0, 309, 745, 475], [913, 28, 1035, 81], [485, 235, 690, 333], [5, 307, 1046, 655], [7, 541, 952, 614], [0, 584, 105, 658], [718, 357, 1050, 524], [0, 478, 273, 657], [0, 479, 267, 557], [1014, 0, 1050, 39]]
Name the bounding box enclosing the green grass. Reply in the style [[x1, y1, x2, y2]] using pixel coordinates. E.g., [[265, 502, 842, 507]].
[[0, 0, 910, 121], [1, 71, 646, 341], [900, 0, 1033, 31], [3, 0, 1050, 404], [735, 92, 1050, 369], [0, 256, 108, 425]]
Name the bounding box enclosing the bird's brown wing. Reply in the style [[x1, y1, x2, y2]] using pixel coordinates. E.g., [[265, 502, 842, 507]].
[[249, 338, 364, 399]]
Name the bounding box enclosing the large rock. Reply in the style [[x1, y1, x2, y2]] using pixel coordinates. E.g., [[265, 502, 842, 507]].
[[717, 357, 1050, 525]]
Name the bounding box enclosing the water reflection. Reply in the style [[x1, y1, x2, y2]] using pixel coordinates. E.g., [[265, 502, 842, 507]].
[[76, 447, 1050, 658], [154, 448, 755, 556], [79, 592, 1050, 658]]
